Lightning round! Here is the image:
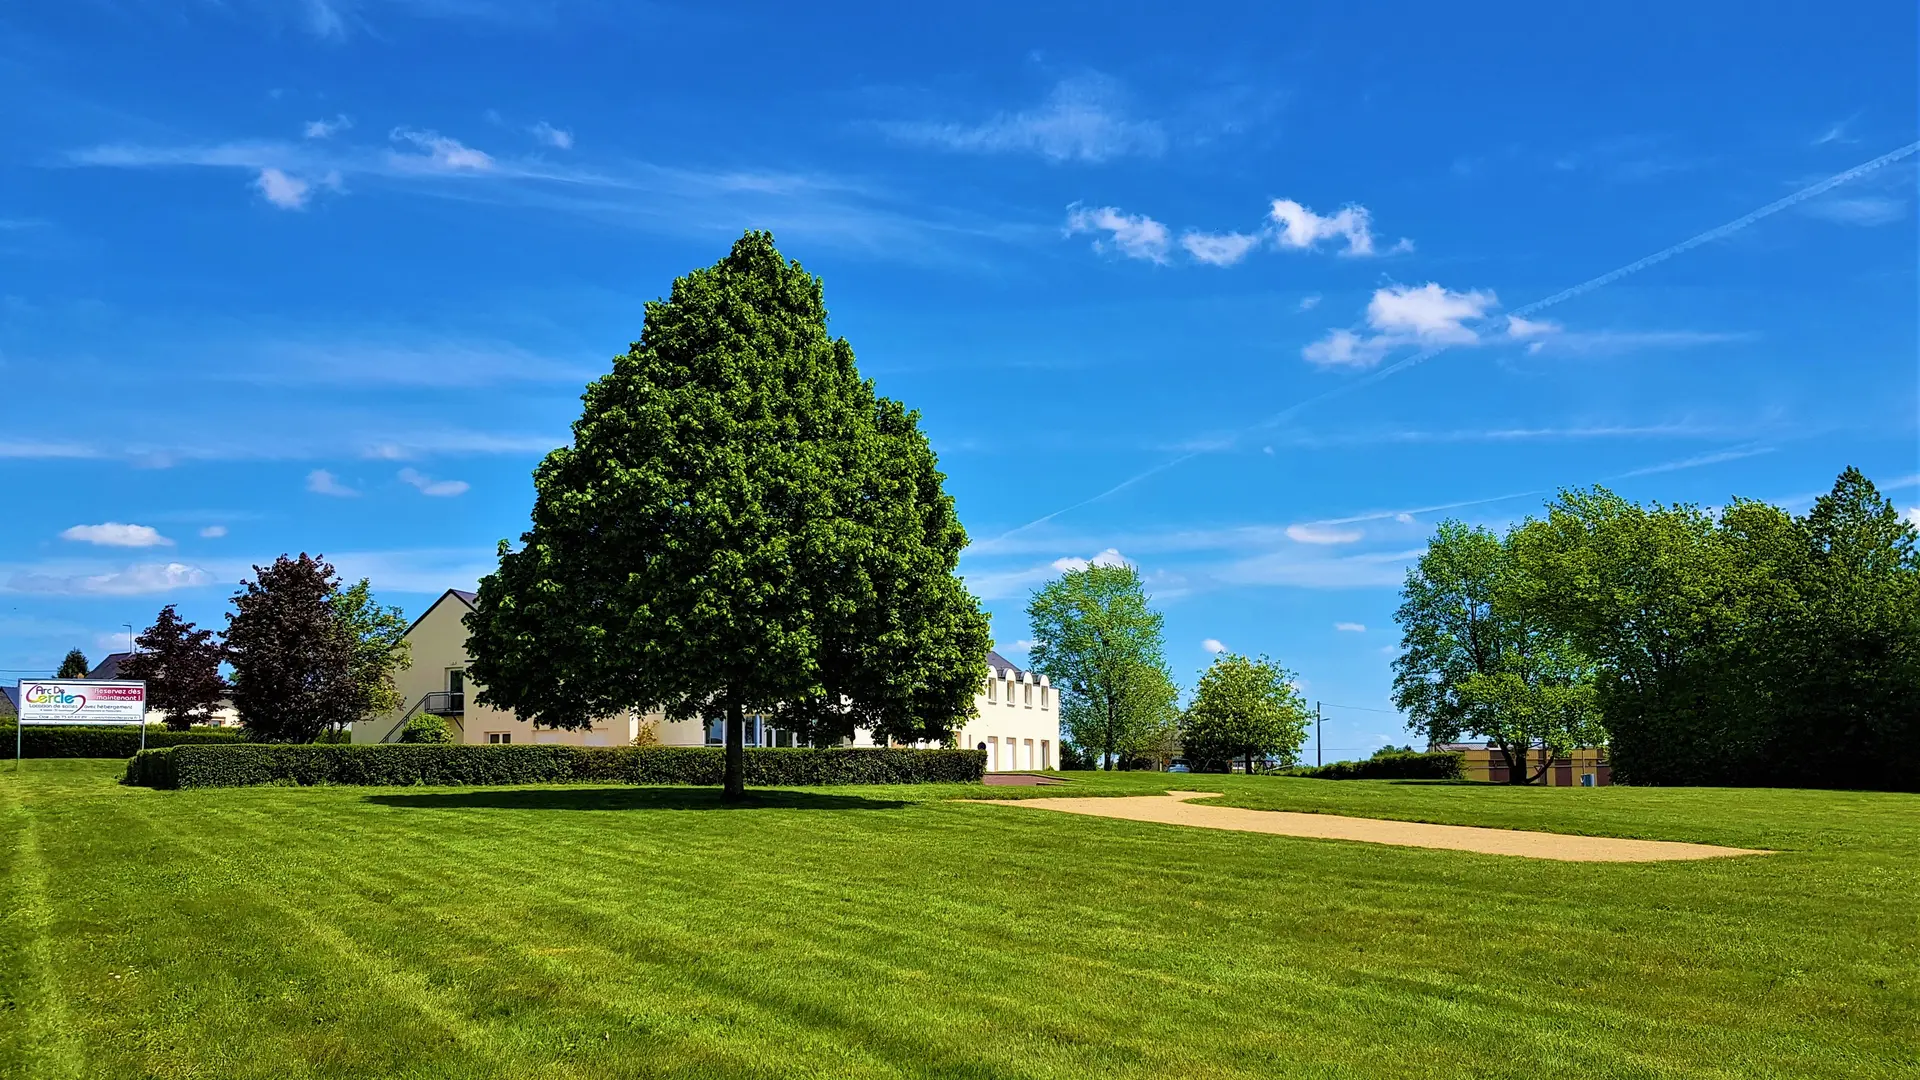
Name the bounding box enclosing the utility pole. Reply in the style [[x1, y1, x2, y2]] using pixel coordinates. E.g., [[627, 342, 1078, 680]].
[[1315, 701, 1323, 766]]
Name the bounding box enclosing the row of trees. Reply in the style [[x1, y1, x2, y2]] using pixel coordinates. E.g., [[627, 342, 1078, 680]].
[[1394, 467, 1920, 790], [82, 554, 409, 741], [1026, 562, 1311, 771]]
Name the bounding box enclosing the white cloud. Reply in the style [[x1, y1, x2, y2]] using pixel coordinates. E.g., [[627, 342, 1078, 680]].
[[1064, 204, 1172, 263], [1304, 282, 1499, 368], [1268, 199, 1383, 256], [1180, 230, 1262, 267], [1202, 638, 1228, 654], [1367, 283, 1497, 343], [1334, 622, 1367, 633], [1286, 524, 1364, 545], [255, 167, 311, 209], [1297, 294, 1321, 312], [307, 469, 359, 496], [530, 121, 573, 149], [304, 114, 352, 140], [199, 525, 229, 538], [60, 523, 173, 548], [1050, 547, 1131, 573], [1906, 508, 1920, 527], [388, 128, 494, 172], [398, 467, 470, 497], [7, 562, 213, 596], [1394, 513, 1415, 525], [1506, 315, 1560, 339], [303, 0, 347, 39], [885, 76, 1166, 163], [1301, 328, 1391, 369]]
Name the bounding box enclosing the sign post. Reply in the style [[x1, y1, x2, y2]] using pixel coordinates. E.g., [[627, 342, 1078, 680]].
[[14, 679, 150, 766]]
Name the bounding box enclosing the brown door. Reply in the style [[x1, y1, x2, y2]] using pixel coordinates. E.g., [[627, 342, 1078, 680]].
[[1554, 763, 1573, 787]]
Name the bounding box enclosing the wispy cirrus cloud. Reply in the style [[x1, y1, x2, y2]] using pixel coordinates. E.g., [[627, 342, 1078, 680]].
[[529, 120, 573, 149], [397, 467, 470, 497], [304, 114, 353, 140], [307, 469, 359, 496], [883, 75, 1166, 163], [1063, 204, 1172, 263], [5, 561, 213, 596]]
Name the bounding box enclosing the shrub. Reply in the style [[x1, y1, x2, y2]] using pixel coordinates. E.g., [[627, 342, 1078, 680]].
[[1058, 742, 1093, 770], [124, 745, 988, 790], [1279, 749, 1465, 781], [398, 715, 453, 744], [5, 725, 243, 759]]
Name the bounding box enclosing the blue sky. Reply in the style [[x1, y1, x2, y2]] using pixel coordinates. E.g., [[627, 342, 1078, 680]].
[[3, 1, 1915, 753]]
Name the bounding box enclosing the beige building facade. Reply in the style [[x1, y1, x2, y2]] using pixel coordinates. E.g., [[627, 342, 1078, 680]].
[[352, 590, 1059, 769]]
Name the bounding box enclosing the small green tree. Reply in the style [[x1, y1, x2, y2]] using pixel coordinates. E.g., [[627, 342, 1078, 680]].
[[119, 605, 228, 731], [56, 649, 90, 678], [1182, 653, 1310, 774], [465, 232, 990, 799], [224, 554, 360, 743], [1028, 562, 1175, 770], [332, 578, 412, 726]]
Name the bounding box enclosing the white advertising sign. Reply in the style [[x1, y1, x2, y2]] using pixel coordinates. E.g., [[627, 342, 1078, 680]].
[[15, 679, 148, 725]]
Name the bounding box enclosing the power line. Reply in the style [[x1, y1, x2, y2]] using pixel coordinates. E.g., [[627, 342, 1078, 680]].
[[1317, 701, 1400, 715]]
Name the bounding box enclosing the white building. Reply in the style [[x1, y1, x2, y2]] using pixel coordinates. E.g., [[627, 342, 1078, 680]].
[[351, 589, 1060, 770]]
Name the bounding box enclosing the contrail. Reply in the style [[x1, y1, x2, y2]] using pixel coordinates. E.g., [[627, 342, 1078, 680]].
[[985, 140, 1920, 545]]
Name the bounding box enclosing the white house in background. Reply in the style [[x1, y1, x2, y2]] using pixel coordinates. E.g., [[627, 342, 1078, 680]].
[[351, 589, 1059, 770], [85, 652, 242, 727]]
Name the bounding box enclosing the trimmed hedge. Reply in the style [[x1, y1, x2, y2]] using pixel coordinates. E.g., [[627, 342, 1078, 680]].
[[4, 725, 243, 759], [1280, 749, 1465, 781], [125, 744, 987, 790]]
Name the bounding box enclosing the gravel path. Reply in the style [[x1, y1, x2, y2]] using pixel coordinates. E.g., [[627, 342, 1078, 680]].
[[967, 790, 1773, 862]]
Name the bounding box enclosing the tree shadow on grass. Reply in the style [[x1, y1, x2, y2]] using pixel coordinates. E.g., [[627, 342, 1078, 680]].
[[363, 787, 911, 812]]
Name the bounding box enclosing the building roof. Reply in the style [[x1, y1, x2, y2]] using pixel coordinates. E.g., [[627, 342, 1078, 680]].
[[88, 652, 132, 680], [986, 650, 1024, 676], [450, 589, 479, 606], [1, 684, 18, 713]]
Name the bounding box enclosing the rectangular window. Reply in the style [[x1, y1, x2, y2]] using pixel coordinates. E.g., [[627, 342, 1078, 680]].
[[1041, 687, 1049, 709], [705, 718, 724, 746], [987, 679, 996, 702], [447, 669, 466, 693], [1024, 683, 1033, 706], [1007, 680, 1016, 706], [486, 732, 510, 744]]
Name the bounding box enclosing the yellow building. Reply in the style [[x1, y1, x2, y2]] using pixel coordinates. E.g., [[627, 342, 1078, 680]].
[[352, 589, 1059, 768], [1443, 744, 1613, 786]]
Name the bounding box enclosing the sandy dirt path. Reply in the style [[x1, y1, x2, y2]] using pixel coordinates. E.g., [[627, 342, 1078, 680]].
[[967, 791, 1772, 862]]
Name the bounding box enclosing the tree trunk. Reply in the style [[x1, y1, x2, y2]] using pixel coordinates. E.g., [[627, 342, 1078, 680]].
[[723, 698, 746, 802], [1245, 750, 1253, 776], [1499, 742, 1528, 784], [1105, 698, 1118, 771]]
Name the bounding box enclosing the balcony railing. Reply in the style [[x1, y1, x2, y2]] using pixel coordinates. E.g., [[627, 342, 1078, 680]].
[[422, 691, 465, 715]]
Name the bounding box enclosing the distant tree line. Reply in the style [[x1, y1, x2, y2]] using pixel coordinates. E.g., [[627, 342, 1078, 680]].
[[73, 554, 410, 742], [1025, 562, 1310, 771], [1394, 467, 1919, 790]]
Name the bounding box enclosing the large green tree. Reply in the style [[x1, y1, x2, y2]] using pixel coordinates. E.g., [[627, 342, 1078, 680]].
[[119, 605, 228, 731], [1026, 562, 1175, 770], [332, 578, 413, 724], [465, 232, 989, 799], [224, 554, 361, 743], [1392, 520, 1603, 784], [1181, 653, 1310, 774], [56, 649, 90, 679]]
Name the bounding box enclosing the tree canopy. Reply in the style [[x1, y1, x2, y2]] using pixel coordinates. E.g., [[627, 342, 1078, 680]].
[[1026, 562, 1175, 769], [332, 578, 413, 723], [56, 649, 90, 679], [1391, 521, 1602, 784], [119, 605, 228, 731], [465, 231, 989, 798], [1182, 653, 1309, 774], [1394, 467, 1920, 789], [224, 554, 361, 743]]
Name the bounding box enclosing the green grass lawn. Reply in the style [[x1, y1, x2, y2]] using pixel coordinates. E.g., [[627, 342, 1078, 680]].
[[3, 762, 1915, 1079]]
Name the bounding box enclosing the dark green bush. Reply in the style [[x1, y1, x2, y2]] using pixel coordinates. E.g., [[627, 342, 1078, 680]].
[[1279, 749, 1465, 781], [124, 744, 988, 789], [5, 725, 242, 759], [398, 716, 453, 744]]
